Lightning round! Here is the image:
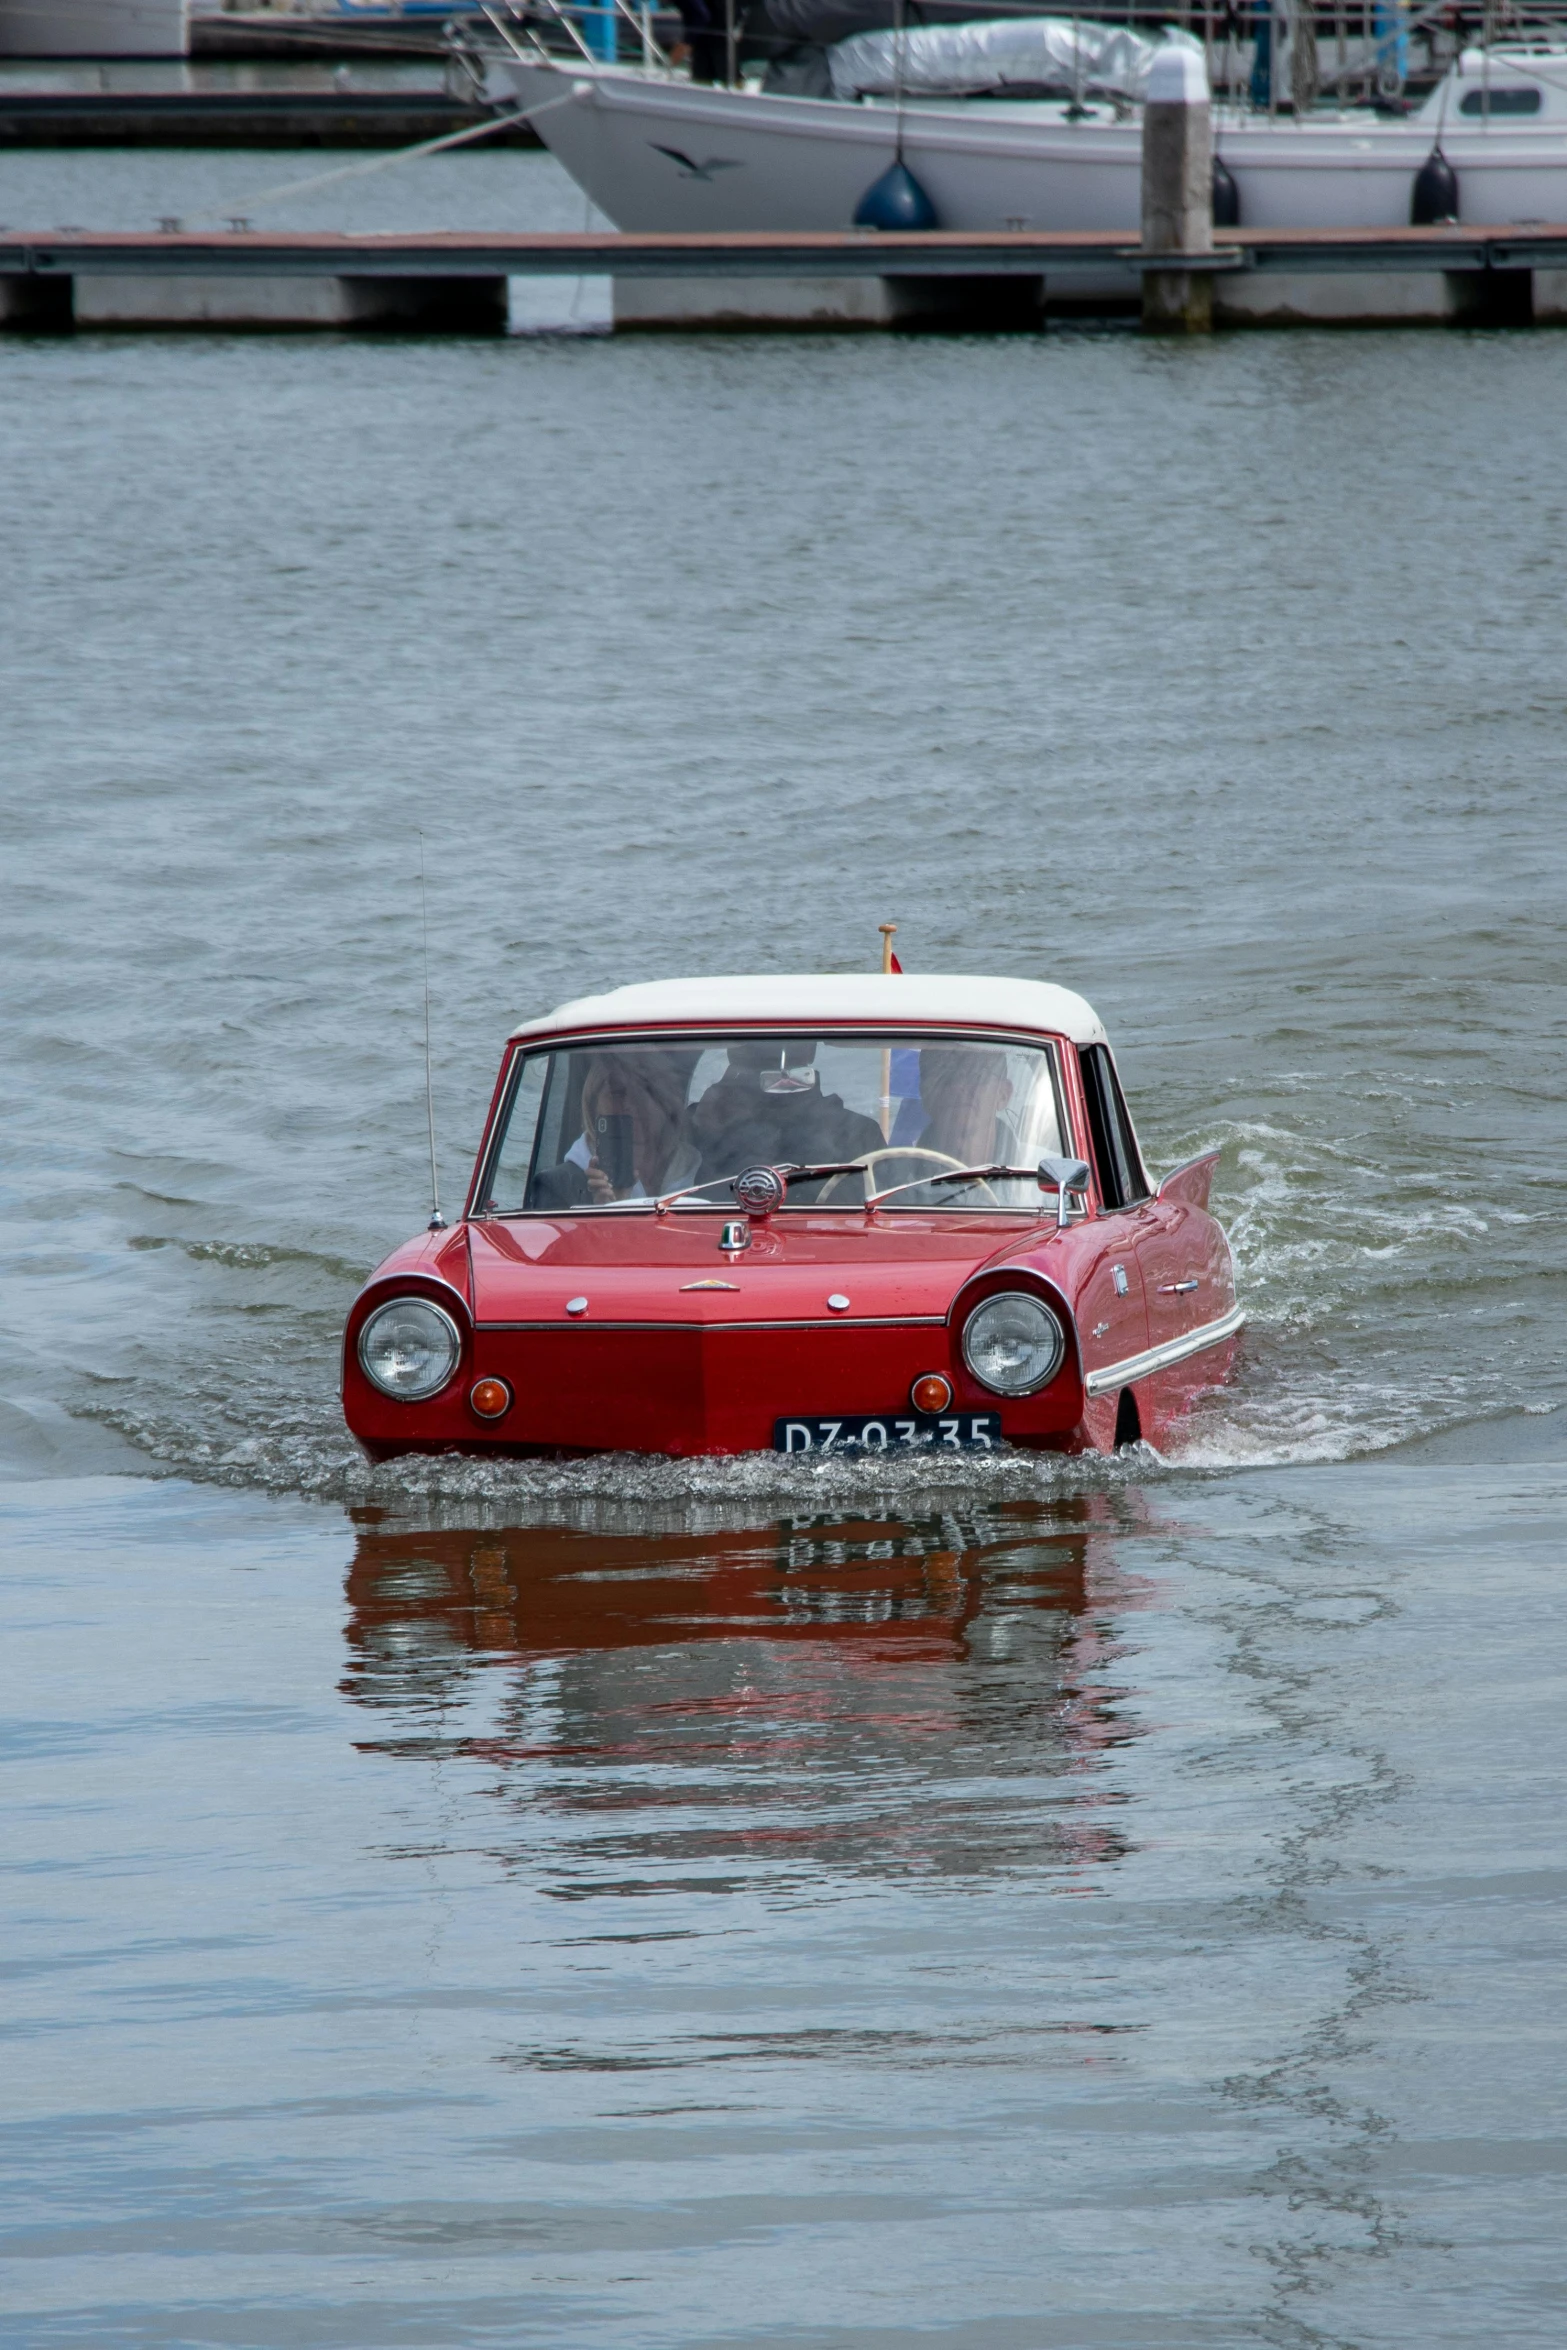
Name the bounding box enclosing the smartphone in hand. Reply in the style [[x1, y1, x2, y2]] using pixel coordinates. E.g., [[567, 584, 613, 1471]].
[[595, 1111, 636, 1192]]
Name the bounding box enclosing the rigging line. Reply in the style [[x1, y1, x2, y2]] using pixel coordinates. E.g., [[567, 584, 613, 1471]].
[[180, 87, 578, 228], [893, 0, 906, 164], [1431, 50, 1453, 147]]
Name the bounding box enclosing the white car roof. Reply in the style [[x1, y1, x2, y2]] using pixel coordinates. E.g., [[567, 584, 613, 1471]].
[[509, 973, 1108, 1047]]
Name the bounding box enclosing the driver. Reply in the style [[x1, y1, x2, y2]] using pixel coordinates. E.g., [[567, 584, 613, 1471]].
[[690, 1041, 883, 1187]]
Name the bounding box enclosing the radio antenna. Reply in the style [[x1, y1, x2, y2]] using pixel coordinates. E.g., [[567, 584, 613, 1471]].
[[419, 832, 445, 1231]]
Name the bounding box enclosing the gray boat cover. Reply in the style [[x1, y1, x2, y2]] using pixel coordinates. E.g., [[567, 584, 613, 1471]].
[[824, 17, 1202, 101]]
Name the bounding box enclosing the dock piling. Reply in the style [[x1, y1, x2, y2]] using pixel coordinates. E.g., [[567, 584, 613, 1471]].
[[1140, 46, 1214, 335]]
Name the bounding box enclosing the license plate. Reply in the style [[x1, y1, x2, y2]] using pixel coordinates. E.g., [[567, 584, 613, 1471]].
[[773, 1412, 1003, 1454]]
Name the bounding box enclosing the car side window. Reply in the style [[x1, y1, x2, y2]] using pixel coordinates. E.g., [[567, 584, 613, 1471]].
[[1077, 1044, 1151, 1210]]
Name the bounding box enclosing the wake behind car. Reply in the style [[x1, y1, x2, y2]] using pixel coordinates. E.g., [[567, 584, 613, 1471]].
[[342, 973, 1242, 1459]]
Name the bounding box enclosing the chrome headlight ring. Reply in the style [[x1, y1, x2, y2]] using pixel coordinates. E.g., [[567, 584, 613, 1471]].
[[357, 1295, 464, 1402], [961, 1288, 1066, 1397]]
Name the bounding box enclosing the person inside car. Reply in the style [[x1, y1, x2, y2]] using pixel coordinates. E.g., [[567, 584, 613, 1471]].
[[914, 1045, 1016, 1167], [528, 1051, 700, 1208], [689, 1040, 884, 1189]]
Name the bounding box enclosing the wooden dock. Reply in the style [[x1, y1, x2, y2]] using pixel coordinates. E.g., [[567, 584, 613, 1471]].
[[4, 225, 1566, 331]]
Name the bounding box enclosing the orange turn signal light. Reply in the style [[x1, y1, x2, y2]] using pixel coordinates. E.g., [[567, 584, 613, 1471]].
[[469, 1377, 512, 1421], [910, 1372, 953, 1415]]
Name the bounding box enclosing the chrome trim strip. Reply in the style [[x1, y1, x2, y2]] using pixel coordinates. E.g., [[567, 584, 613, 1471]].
[[357, 1296, 464, 1403], [946, 1265, 1086, 1392], [1084, 1304, 1246, 1397], [476, 1316, 947, 1333], [507, 1021, 1067, 1055], [342, 1270, 474, 1402], [352, 1269, 473, 1325]]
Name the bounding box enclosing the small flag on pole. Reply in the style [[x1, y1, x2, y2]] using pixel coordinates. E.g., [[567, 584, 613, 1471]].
[[876, 925, 900, 1138]]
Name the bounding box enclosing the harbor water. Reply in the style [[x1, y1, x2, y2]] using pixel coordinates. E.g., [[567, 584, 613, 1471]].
[[2, 143, 1565, 2346]]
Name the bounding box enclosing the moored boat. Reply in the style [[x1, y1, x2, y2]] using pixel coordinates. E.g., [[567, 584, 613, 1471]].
[[481, 28, 1567, 237]]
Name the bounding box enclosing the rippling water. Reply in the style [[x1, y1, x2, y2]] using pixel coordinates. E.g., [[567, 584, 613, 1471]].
[[4, 298, 1562, 1487], [2, 151, 1564, 2344], [8, 1451, 1566, 2345]]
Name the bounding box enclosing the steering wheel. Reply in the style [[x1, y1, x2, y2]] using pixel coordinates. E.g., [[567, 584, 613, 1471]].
[[815, 1146, 1000, 1207]]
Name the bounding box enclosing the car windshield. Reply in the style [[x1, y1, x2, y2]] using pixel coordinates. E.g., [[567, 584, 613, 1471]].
[[478, 1032, 1066, 1214]]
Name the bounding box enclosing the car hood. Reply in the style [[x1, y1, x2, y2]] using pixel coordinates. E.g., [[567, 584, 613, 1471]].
[[465, 1211, 1050, 1325]]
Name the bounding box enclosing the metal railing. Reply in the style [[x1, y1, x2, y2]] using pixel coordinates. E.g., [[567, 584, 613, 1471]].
[[457, 0, 1567, 105], [475, 0, 673, 71]]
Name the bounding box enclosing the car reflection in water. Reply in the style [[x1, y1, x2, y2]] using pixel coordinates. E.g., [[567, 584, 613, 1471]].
[[341, 1494, 1159, 1888]]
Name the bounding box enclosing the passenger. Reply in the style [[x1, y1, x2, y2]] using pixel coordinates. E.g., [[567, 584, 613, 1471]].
[[670, 0, 727, 84], [690, 1041, 883, 1187], [915, 1046, 1015, 1167], [529, 1052, 700, 1209]]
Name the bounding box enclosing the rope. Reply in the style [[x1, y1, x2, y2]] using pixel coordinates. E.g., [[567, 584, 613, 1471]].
[[180, 87, 578, 229]]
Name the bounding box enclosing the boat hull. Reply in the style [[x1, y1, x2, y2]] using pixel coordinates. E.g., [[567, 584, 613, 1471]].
[[498, 57, 1567, 239]]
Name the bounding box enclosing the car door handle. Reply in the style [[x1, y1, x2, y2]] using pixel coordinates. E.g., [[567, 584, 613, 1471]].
[[1158, 1279, 1200, 1294]]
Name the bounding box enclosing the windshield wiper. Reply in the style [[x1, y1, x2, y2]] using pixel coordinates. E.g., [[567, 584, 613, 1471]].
[[865, 1156, 1092, 1226], [496, 1154, 1087, 1224]]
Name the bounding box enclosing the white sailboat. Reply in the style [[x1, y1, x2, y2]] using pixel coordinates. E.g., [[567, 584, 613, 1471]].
[[484, 25, 1567, 237]]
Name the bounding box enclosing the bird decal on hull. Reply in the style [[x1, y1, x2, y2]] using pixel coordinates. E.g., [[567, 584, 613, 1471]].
[[649, 144, 744, 180]]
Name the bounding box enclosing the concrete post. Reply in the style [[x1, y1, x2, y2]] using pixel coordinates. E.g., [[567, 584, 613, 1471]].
[[1141, 45, 1213, 334]]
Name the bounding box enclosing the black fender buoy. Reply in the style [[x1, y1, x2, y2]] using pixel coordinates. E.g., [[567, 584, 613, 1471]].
[[1212, 154, 1240, 228], [1411, 146, 1459, 226], [853, 158, 939, 232]]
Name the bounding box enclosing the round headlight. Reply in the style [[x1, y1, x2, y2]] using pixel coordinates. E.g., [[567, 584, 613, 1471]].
[[357, 1296, 462, 1401], [961, 1289, 1065, 1396]]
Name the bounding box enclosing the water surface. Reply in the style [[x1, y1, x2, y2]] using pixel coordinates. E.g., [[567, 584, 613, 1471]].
[[1, 174, 1564, 2344], [6, 1452, 1565, 2346]]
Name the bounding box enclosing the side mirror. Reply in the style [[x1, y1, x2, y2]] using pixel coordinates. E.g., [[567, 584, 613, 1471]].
[[1038, 1156, 1092, 1230]]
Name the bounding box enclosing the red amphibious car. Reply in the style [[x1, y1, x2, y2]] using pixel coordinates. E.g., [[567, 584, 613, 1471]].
[[342, 974, 1243, 1459]]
